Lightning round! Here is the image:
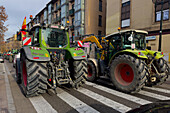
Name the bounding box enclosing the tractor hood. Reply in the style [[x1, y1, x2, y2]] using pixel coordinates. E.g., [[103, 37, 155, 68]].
[[121, 49, 164, 59]]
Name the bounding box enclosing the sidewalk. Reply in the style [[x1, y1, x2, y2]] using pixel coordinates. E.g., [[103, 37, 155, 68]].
[[0, 63, 8, 113]]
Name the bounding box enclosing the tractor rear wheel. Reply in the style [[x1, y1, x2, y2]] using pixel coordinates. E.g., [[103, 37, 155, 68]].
[[110, 54, 148, 93], [70, 60, 88, 88], [20, 53, 48, 97], [86, 61, 97, 82]]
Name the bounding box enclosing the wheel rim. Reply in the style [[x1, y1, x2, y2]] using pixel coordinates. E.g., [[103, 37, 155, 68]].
[[115, 63, 134, 86], [88, 64, 93, 77], [22, 60, 27, 86]]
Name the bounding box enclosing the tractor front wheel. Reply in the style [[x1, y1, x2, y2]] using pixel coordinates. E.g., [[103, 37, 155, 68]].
[[20, 53, 48, 97], [148, 58, 169, 86], [110, 54, 148, 93], [69, 60, 88, 88], [86, 61, 97, 82]]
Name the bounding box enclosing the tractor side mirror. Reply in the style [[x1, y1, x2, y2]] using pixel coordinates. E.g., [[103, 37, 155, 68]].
[[147, 46, 151, 50], [17, 31, 22, 41]]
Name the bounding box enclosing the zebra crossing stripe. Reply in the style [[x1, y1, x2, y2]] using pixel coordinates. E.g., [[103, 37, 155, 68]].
[[57, 88, 99, 113], [77, 88, 131, 113], [86, 81, 152, 105], [29, 96, 58, 113], [144, 87, 170, 94], [138, 90, 170, 100]]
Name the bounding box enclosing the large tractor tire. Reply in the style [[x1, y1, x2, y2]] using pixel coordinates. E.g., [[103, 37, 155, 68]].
[[9, 55, 13, 63], [16, 58, 21, 84], [110, 54, 148, 93], [20, 53, 48, 97], [86, 61, 97, 82], [152, 58, 169, 86], [69, 60, 88, 88]]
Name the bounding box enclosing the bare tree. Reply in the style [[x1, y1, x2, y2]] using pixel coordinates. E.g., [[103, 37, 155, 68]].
[[0, 6, 8, 52]]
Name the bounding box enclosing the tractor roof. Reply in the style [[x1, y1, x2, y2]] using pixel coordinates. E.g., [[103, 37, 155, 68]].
[[106, 29, 148, 39]]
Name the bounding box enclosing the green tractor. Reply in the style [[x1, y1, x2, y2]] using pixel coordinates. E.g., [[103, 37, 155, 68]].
[[86, 29, 169, 93], [16, 23, 87, 97], [9, 49, 19, 63]]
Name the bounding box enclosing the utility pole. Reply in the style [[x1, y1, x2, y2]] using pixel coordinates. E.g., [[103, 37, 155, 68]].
[[152, 0, 164, 51]]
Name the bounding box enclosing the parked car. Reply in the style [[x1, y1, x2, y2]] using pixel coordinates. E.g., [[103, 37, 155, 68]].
[[0, 54, 4, 63]]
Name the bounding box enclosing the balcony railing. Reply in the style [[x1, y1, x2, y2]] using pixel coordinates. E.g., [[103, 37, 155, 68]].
[[69, 9, 75, 16], [54, 5, 61, 12], [53, 16, 61, 23], [69, 0, 74, 3], [70, 25, 74, 30]]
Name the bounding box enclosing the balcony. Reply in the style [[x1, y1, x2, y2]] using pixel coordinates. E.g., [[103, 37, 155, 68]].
[[70, 25, 74, 30], [54, 5, 61, 12], [53, 16, 61, 23], [69, 9, 75, 16], [69, 0, 74, 3]]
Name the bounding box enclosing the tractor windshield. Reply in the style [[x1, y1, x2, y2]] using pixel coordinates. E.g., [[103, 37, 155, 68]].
[[133, 33, 146, 50], [123, 32, 146, 50], [42, 28, 68, 48]]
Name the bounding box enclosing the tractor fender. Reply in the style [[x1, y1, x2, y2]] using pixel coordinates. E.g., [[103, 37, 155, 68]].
[[66, 48, 87, 60], [20, 46, 50, 62], [88, 58, 99, 77]]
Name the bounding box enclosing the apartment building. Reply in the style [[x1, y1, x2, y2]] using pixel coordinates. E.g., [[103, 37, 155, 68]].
[[27, 0, 106, 42], [106, 0, 170, 53]]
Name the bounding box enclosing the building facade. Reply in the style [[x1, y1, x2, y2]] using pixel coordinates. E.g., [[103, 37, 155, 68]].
[[106, 0, 170, 53], [27, 0, 106, 42]]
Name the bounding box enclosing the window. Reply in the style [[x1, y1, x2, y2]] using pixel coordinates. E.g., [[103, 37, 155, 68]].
[[72, 4, 74, 9], [56, 3, 58, 9], [121, 1, 130, 28], [62, 18, 66, 26], [32, 28, 39, 45], [155, 0, 169, 22], [44, 9, 47, 20], [48, 4, 52, 14], [98, 31, 102, 36], [61, 5, 66, 18], [48, 14, 51, 24], [99, 0, 102, 12], [72, 18, 74, 25], [98, 15, 102, 26], [75, 11, 81, 26], [75, 27, 84, 37], [61, 0, 66, 5], [75, 0, 81, 11]]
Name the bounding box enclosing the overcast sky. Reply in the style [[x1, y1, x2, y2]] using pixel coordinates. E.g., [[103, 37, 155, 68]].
[[0, 0, 50, 40]]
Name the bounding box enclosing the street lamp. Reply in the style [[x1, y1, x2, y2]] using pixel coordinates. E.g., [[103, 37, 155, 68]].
[[152, 0, 164, 51]]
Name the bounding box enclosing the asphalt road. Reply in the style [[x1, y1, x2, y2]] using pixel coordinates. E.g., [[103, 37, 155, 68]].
[[0, 60, 170, 113]]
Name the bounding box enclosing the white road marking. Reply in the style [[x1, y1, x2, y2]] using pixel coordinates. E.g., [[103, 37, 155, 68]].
[[145, 87, 170, 94], [77, 87, 131, 113], [138, 90, 170, 100], [57, 88, 99, 113], [4, 63, 16, 113], [86, 81, 152, 105], [29, 96, 58, 113]]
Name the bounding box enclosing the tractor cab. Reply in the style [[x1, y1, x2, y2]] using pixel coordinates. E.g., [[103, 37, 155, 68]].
[[28, 24, 69, 49], [106, 29, 148, 51]]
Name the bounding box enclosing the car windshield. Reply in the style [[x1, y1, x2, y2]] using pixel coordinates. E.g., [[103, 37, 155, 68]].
[[42, 28, 67, 48]]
